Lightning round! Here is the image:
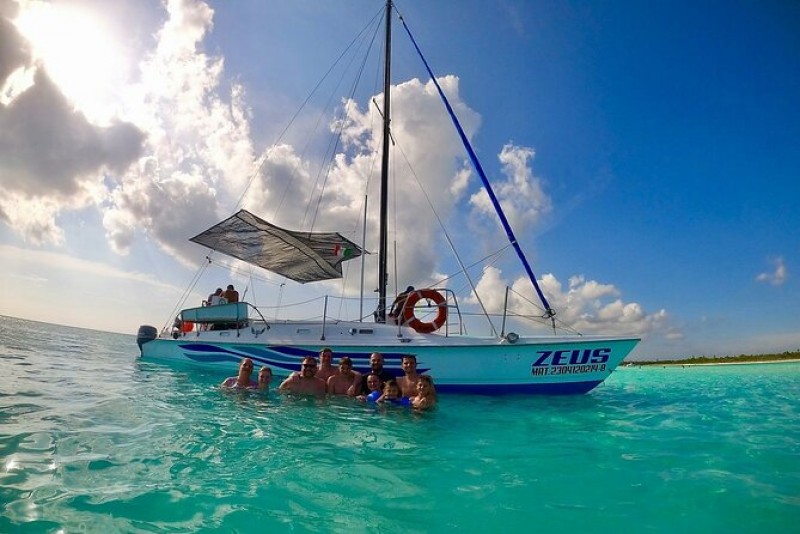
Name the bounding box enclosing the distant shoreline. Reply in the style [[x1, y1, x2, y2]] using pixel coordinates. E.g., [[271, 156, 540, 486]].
[[626, 358, 800, 367]]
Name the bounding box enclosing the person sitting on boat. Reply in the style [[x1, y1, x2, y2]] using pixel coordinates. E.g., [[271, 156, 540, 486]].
[[278, 357, 327, 396], [315, 348, 337, 382], [206, 287, 226, 306], [222, 284, 239, 303], [221, 358, 258, 389], [376, 379, 410, 406], [327, 356, 362, 395], [355, 374, 384, 402], [388, 286, 415, 325], [409, 375, 436, 410], [349, 352, 395, 396], [396, 354, 421, 397], [257, 366, 272, 391]]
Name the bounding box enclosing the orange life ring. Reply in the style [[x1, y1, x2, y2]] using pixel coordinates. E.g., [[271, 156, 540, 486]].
[[401, 289, 447, 334], [179, 320, 194, 333]]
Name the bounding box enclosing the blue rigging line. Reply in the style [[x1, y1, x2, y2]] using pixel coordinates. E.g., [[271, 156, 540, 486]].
[[397, 14, 555, 317]]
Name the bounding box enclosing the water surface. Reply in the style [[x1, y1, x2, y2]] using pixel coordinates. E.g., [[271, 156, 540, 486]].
[[1, 317, 798, 532]]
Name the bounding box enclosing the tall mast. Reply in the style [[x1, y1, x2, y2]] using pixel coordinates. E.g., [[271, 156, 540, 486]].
[[376, 0, 392, 323]]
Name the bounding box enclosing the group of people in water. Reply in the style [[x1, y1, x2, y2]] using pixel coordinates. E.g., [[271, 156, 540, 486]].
[[221, 349, 436, 410]]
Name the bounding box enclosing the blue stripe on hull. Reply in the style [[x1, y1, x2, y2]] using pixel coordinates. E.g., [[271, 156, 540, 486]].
[[437, 380, 603, 396]]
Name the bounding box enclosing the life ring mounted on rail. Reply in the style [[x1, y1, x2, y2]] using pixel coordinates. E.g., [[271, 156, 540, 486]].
[[401, 289, 448, 334]]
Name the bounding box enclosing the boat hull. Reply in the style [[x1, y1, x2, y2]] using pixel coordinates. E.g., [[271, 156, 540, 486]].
[[139, 320, 639, 395]]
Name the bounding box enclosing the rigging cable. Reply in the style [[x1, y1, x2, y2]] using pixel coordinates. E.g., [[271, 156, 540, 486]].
[[392, 139, 498, 337], [235, 5, 385, 214], [397, 9, 556, 320], [306, 9, 384, 234]]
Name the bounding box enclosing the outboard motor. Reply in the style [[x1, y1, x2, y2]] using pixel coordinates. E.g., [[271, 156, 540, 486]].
[[136, 325, 158, 352]]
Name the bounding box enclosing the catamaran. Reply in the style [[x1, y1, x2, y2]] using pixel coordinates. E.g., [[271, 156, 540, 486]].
[[136, 1, 640, 394]]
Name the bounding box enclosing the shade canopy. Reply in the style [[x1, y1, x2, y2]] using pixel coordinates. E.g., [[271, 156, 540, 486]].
[[190, 209, 363, 283]]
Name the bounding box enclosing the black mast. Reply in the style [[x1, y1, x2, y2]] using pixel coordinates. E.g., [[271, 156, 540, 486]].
[[376, 0, 392, 323]]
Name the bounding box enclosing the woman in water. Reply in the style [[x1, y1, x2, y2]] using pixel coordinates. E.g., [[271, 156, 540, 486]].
[[356, 374, 383, 402], [221, 358, 258, 389]]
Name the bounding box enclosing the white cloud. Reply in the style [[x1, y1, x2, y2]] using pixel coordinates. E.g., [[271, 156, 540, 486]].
[[469, 144, 552, 231], [102, 0, 257, 260], [0, 3, 144, 245], [1, 0, 486, 293], [278, 75, 484, 294], [0, 244, 179, 291], [470, 266, 669, 337], [755, 256, 787, 286], [1, 0, 257, 258]]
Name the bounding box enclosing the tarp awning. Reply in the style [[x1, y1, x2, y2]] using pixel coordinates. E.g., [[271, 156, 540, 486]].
[[190, 209, 363, 283]]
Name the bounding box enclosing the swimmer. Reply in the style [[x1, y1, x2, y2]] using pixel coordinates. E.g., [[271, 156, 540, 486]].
[[410, 375, 436, 410], [221, 358, 258, 389], [257, 366, 272, 391], [327, 357, 362, 395], [278, 357, 327, 396], [376, 379, 410, 406], [396, 354, 420, 397], [349, 352, 394, 396], [356, 374, 383, 402], [315, 348, 337, 382]]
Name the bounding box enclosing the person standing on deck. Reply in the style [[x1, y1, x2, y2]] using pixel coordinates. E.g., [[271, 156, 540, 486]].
[[388, 286, 414, 325]]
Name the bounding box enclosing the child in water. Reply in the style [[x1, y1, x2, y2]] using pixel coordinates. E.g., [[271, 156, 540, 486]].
[[377, 379, 410, 406], [410, 375, 436, 410], [257, 366, 272, 391], [357, 374, 383, 402]]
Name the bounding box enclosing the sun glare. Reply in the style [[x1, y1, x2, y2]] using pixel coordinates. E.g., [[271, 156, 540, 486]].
[[13, 1, 129, 125]]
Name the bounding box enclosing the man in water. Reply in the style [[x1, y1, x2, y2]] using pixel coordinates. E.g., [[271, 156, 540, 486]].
[[349, 352, 394, 396], [327, 356, 362, 395], [279, 357, 326, 396], [396, 354, 422, 397], [221, 358, 257, 389], [315, 348, 337, 382]]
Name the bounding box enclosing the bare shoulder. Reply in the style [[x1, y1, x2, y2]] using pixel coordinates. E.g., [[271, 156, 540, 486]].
[[221, 377, 236, 388], [278, 374, 298, 390]]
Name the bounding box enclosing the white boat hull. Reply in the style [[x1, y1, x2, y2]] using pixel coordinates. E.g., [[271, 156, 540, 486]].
[[138, 319, 639, 395]]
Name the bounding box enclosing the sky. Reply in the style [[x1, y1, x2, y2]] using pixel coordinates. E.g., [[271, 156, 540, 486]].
[[0, 0, 798, 360]]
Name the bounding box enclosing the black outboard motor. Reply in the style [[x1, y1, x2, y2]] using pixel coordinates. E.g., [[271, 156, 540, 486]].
[[136, 325, 158, 352]]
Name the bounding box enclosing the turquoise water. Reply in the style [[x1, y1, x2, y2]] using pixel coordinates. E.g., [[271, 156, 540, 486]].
[[1, 317, 798, 532]]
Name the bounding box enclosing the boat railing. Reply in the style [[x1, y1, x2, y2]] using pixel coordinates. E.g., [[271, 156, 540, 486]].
[[178, 302, 271, 337], [437, 287, 463, 336], [245, 288, 466, 338]]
